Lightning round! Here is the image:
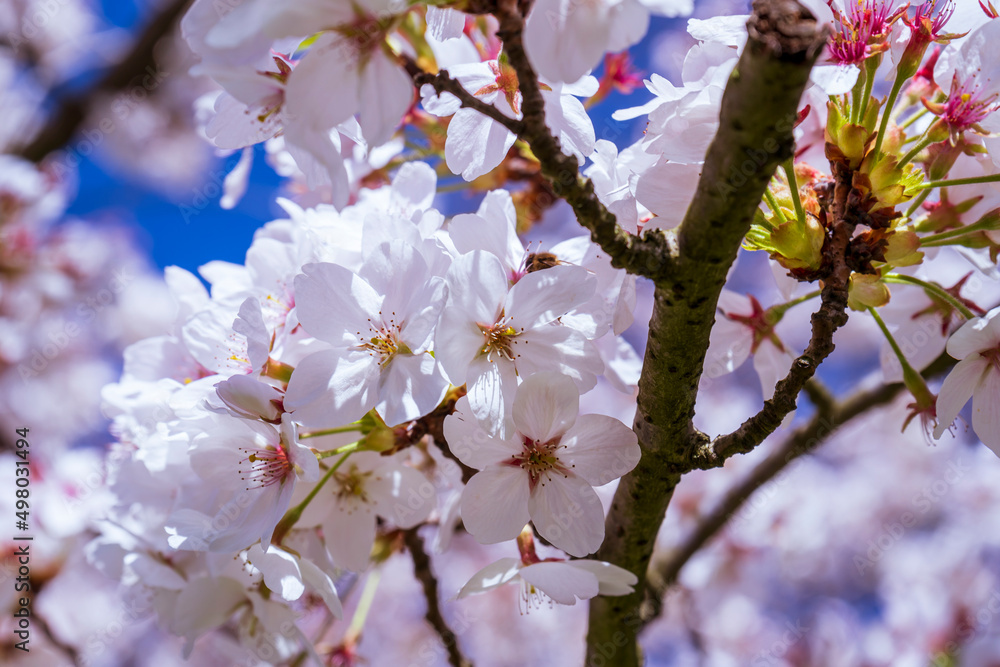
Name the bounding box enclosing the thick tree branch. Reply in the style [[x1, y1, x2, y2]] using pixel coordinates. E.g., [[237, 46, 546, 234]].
[[581, 2, 828, 665], [403, 528, 473, 667], [12, 0, 192, 162]]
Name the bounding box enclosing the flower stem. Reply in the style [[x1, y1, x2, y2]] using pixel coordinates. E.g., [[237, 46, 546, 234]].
[[315, 441, 362, 460], [883, 274, 976, 320], [899, 107, 928, 131], [904, 189, 931, 219], [301, 424, 363, 439], [766, 289, 822, 322], [272, 449, 355, 543], [918, 226, 980, 246], [867, 306, 934, 408], [916, 173, 1000, 190], [897, 134, 935, 169], [762, 188, 787, 224], [345, 570, 382, 645], [784, 158, 806, 226], [855, 56, 879, 124], [873, 73, 906, 158], [851, 66, 865, 125]]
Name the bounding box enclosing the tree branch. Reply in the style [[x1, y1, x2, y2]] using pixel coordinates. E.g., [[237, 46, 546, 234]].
[[642, 380, 901, 624], [694, 158, 857, 468], [413, 67, 526, 136], [581, 1, 829, 664], [12, 0, 192, 162], [403, 528, 473, 667], [641, 350, 957, 627], [417, 0, 671, 280]]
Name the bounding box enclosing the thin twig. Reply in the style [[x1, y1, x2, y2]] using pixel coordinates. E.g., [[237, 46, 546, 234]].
[[643, 381, 901, 624], [412, 68, 525, 135], [696, 161, 857, 467], [403, 528, 473, 667]]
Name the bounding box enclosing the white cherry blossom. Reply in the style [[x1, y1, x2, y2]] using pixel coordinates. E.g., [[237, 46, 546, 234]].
[[457, 532, 637, 606], [445, 372, 639, 557], [166, 414, 319, 553], [435, 250, 603, 436], [304, 451, 435, 571], [284, 240, 448, 428], [933, 307, 1000, 453]]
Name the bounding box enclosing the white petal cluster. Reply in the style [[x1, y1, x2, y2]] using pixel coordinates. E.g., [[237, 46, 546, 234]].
[[94, 155, 644, 648]]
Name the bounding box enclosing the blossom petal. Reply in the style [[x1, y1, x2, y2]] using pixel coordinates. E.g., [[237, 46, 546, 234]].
[[285, 39, 360, 133], [444, 396, 522, 470], [466, 354, 519, 438], [560, 414, 640, 487], [284, 349, 380, 428], [170, 577, 247, 640], [356, 52, 413, 146], [514, 325, 603, 392], [323, 498, 377, 572], [445, 108, 517, 181], [367, 462, 436, 529], [519, 561, 599, 605], [294, 263, 381, 344], [810, 64, 859, 96], [752, 340, 795, 402], [506, 264, 597, 330], [298, 557, 344, 618], [634, 162, 702, 229], [972, 366, 1000, 455], [934, 355, 989, 439], [374, 352, 448, 427], [456, 558, 522, 598], [512, 372, 579, 443], [528, 474, 605, 557], [250, 545, 306, 602], [565, 560, 638, 596], [946, 312, 1000, 360], [461, 465, 531, 544]]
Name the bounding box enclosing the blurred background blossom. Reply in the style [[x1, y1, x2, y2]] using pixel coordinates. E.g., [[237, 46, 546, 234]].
[[2, 1, 1000, 666]]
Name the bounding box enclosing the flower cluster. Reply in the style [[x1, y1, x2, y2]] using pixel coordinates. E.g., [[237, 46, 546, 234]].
[[94, 158, 643, 653]]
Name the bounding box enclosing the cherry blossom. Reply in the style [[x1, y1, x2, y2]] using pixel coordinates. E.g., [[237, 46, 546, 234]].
[[445, 372, 639, 557], [435, 250, 602, 436], [703, 290, 797, 403], [933, 306, 1000, 452], [284, 240, 448, 428], [930, 18, 1000, 141], [457, 529, 637, 606], [25, 1, 1000, 664], [166, 414, 319, 553], [303, 451, 435, 571]]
